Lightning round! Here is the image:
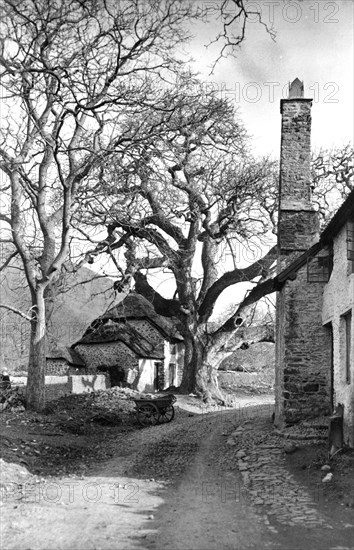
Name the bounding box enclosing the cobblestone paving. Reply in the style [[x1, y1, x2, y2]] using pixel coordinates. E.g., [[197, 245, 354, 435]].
[[226, 422, 329, 530]]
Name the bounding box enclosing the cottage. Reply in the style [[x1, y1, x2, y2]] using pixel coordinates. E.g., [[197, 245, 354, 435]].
[[274, 78, 353, 447], [321, 193, 354, 446], [73, 292, 184, 393]]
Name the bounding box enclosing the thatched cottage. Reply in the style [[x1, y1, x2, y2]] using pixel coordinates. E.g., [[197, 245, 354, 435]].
[[72, 292, 184, 393]]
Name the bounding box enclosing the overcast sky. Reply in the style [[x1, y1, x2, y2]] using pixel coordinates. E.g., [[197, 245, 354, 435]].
[[187, 0, 353, 157]]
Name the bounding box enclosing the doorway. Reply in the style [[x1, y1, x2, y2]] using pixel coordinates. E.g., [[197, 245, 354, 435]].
[[109, 366, 125, 387], [169, 363, 176, 387], [154, 362, 162, 392]]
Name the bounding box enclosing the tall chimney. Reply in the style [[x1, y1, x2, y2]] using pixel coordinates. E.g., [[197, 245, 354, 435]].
[[274, 80, 331, 428], [278, 78, 319, 257]]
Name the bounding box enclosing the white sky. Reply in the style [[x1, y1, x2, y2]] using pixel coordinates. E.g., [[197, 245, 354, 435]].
[[187, 0, 354, 157]]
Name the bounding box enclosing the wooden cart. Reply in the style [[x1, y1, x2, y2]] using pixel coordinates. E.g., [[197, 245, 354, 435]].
[[133, 394, 176, 427]]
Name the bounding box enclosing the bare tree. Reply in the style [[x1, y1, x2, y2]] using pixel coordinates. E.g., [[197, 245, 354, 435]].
[[78, 92, 277, 402], [81, 123, 353, 402], [0, 0, 275, 410], [0, 0, 199, 410], [311, 143, 353, 224]]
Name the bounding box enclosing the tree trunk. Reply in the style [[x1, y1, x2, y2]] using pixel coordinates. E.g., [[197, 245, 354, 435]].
[[179, 332, 199, 393], [179, 331, 226, 405], [195, 360, 227, 405], [26, 286, 47, 411]]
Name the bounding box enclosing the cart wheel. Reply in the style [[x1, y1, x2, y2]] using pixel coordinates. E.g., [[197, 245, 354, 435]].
[[158, 404, 175, 423], [137, 403, 159, 427]]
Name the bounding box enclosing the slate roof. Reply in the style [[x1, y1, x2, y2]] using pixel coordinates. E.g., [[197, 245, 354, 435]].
[[73, 320, 164, 360], [47, 345, 85, 366], [275, 190, 354, 287], [321, 189, 354, 244], [100, 292, 183, 342]]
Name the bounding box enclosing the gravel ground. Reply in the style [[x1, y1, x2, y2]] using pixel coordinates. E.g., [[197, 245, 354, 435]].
[[1, 391, 354, 550]]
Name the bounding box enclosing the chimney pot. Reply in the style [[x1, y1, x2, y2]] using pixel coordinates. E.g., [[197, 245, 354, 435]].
[[288, 78, 304, 98]]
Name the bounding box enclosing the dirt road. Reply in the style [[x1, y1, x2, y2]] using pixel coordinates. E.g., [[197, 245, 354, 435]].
[[1, 395, 353, 550]]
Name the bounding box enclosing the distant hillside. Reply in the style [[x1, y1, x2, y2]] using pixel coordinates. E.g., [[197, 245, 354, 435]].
[[219, 342, 275, 372], [0, 263, 122, 373]]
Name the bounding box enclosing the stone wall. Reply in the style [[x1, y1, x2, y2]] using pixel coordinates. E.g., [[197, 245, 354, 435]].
[[278, 210, 320, 254], [46, 359, 71, 376], [76, 341, 140, 388], [46, 359, 91, 376], [76, 341, 138, 372], [76, 341, 165, 392], [322, 226, 354, 446], [275, 264, 331, 425]]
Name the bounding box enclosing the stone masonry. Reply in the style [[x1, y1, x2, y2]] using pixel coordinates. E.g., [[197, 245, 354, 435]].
[[76, 341, 139, 375], [45, 359, 70, 376], [275, 80, 331, 425], [275, 264, 331, 423], [278, 90, 319, 256]]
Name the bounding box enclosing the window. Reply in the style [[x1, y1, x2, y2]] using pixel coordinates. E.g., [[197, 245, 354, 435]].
[[348, 221, 354, 273], [341, 311, 352, 384], [170, 344, 177, 355], [169, 363, 177, 387], [307, 246, 333, 283], [347, 221, 354, 260]]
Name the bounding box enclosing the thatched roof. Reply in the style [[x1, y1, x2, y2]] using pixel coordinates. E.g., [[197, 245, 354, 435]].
[[100, 292, 183, 342], [73, 320, 164, 359], [46, 345, 85, 366]]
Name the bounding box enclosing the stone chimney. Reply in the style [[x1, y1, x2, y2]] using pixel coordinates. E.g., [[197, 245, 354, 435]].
[[274, 80, 331, 427], [278, 78, 319, 258]]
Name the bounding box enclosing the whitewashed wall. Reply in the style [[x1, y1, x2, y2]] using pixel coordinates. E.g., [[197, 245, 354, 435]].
[[322, 226, 354, 446]]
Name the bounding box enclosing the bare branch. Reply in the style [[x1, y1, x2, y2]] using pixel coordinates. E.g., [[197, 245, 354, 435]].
[[0, 250, 18, 272], [0, 304, 32, 321]]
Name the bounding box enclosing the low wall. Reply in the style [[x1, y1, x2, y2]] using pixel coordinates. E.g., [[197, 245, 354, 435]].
[[218, 370, 274, 388], [11, 375, 110, 402], [70, 375, 110, 394]]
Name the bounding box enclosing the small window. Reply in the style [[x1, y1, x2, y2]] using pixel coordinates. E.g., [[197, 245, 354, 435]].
[[347, 221, 354, 260], [170, 344, 177, 355], [307, 246, 333, 283]]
